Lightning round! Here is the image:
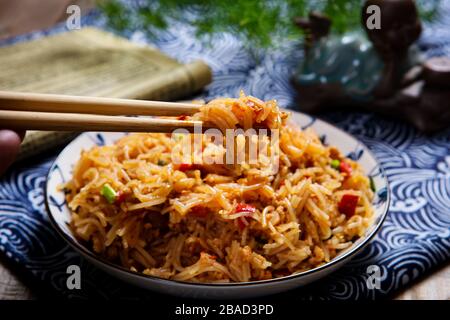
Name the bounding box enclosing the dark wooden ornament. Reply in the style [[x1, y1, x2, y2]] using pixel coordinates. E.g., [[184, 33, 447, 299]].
[[292, 0, 450, 133]]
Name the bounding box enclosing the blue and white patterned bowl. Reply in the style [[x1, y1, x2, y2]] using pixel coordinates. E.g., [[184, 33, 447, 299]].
[[45, 111, 390, 299]]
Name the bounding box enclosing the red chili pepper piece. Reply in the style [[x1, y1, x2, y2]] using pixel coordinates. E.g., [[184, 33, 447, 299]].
[[190, 206, 209, 218], [237, 217, 248, 230], [178, 163, 194, 171], [115, 191, 127, 204], [340, 161, 352, 176], [234, 204, 255, 230], [177, 115, 188, 120], [338, 194, 359, 217], [235, 203, 256, 214]]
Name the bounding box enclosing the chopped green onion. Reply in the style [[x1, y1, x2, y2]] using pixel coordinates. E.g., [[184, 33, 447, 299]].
[[369, 177, 376, 192], [101, 183, 116, 204], [157, 159, 166, 166], [331, 159, 340, 170]]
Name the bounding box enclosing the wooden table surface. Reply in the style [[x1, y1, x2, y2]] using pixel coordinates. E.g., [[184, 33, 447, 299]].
[[0, 0, 449, 301]]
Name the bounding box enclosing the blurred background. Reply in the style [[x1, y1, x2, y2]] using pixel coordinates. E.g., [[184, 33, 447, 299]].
[[0, 0, 449, 300]]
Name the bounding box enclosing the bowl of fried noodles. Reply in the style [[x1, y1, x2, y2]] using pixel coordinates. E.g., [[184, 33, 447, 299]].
[[46, 93, 389, 298]]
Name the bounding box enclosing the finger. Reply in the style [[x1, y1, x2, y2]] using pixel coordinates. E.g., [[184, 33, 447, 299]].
[[17, 130, 26, 141], [0, 129, 22, 176]]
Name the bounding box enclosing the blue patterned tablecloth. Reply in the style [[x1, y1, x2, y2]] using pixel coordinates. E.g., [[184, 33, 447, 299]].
[[0, 3, 449, 300]]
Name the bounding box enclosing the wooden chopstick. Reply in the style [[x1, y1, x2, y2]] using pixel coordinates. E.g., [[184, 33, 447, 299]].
[[0, 110, 207, 133], [0, 91, 202, 116]]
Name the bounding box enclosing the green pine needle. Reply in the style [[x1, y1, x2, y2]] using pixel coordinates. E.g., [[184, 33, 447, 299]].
[[98, 0, 441, 48]]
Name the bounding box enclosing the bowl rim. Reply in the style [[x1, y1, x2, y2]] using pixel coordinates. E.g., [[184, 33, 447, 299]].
[[45, 112, 390, 288]]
